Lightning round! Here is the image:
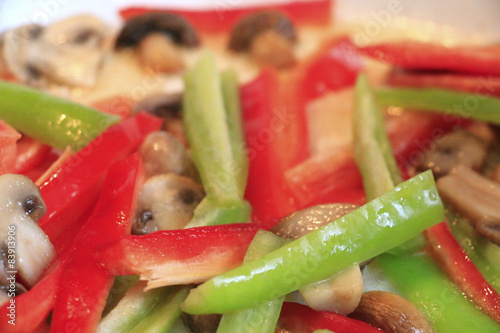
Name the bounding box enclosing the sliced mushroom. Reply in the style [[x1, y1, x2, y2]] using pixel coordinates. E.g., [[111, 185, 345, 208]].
[[349, 291, 434, 333], [3, 15, 106, 87], [181, 313, 222, 333], [139, 131, 198, 180], [417, 129, 488, 178], [133, 174, 204, 234], [437, 165, 500, 246], [272, 204, 363, 314], [492, 164, 500, 184], [0, 174, 54, 287], [115, 12, 199, 73], [228, 11, 297, 69], [133, 93, 187, 145]]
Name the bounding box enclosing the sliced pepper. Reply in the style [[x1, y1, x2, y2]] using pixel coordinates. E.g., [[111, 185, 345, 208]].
[[0, 81, 120, 151], [279, 302, 383, 333], [50, 153, 144, 333], [182, 171, 443, 314], [376, 87, 500, 125], [0, 120, 21, 174], [359, 41, 500, 76], [38, 113, 162, 253], [376, 253, 500, 332], [119, 0, 332, 34], [425, 222, 500, 323], [93, 224, 260, 289]]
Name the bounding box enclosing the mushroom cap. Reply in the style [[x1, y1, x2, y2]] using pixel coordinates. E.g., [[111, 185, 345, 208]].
[[115, 12, 200, 49], [228, 10, 297, 52]]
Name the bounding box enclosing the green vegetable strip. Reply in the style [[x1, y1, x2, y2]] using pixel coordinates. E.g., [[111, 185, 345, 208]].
[[376, 254, 500, 332], [446, 210, 500, 292], [376, 87, 500, 125], [183, 52, 240, 203], [217, 231, 286, 333], [182, 171, 444, 314], [128, 286, 190, 333], [0, 81, 119, 150], [97, 283, 172, 333], [221, 69, 248, 198], [353, 73, 424, 255], [353, 73, 401, 201]]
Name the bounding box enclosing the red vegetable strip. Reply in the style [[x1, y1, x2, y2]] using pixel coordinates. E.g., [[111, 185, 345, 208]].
[[12, 136, 51, 175], [425, 222, 500, 324], [279, 302, 384, 333], [389, 71, 500, 97], [38, 112, 161, 253], [50, 153, 144, 333], [358, 41, 500, 76], [0, 120, 21, 174], [93, 224, 260, 288], [119, 0, 331, 34], [0, 265, 62, 333]]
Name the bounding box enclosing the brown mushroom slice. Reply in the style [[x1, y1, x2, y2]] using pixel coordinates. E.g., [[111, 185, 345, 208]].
[[0, 175, 54, 287], [437, 165, 500, 245], [417, 129, 488, 178], [181, 313, 222, 333], [492, 164, 500, 184], [350, 291, 434, 333], [139, 131, 198, 180], [272, 204, 363, 314], [115, 12, 200, 73], [133, 174, 204, 234], [228, 11, 297, 69]]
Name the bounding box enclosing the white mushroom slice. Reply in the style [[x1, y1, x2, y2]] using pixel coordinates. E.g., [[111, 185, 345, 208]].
[[42, 14, 106, 47], [0, 175, 54, 287], [134, 174, 204, 234], [300, 265, 363, 314]]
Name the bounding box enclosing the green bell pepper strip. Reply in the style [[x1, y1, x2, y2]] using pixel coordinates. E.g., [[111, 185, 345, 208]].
[[353, 73, 424, 255], [353, 73, 401, 200], [217, 231, 286, 333], [183, 52, 251, 227], [0, 81, 120, 151], [221, 69, 248, 197], [376, 253, 500, 332], [182, 171, 444, 314], [375, 87, 500, 125]]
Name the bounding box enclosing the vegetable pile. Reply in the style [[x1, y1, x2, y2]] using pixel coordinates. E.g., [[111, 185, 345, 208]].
[[1, 1, 500, 332]]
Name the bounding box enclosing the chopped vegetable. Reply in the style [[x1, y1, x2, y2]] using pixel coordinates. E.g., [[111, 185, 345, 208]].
[[93, 224, 260, 289], [217, 230, 286, 333], [183, 52, 250, 227], [182, 171, 443, 314], [0, 81, 120, 150], [376, 253, 500, 332], [376, 87, 500, 125], [50, 153, 144, 332], [425, 222, 500, 323], [278, 302, 383, 333]]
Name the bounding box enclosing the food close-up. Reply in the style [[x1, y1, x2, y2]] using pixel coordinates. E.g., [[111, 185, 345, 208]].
[[1, 0, 500, 332]]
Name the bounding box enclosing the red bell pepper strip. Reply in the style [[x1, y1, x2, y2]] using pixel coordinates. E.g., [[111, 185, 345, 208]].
[[242, 68, 308, 229], [93, 224, 260, 288], [388, 71, 500, 97], [119, 0, 332, 34], [279, 302, 384, 333], [425, 222, 500, 324], [358, 41, 500, 76], [38, 112, 161, 253], [300, 36, 363, 102], [0, 265, 62, 333], [50, 153, 144, 333], [12, 136, 51, 175]]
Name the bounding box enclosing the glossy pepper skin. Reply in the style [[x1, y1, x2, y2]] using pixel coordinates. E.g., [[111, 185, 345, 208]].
[[0, 81, 120, 151], [182, 171, 444, 314], [93, 224, 260, 286], [376, 253, 500, 332], [38, 113, 162, 253], [425, 222, 500, 323], [279, 302, 383, 333], [50, 153, 144, 333]]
